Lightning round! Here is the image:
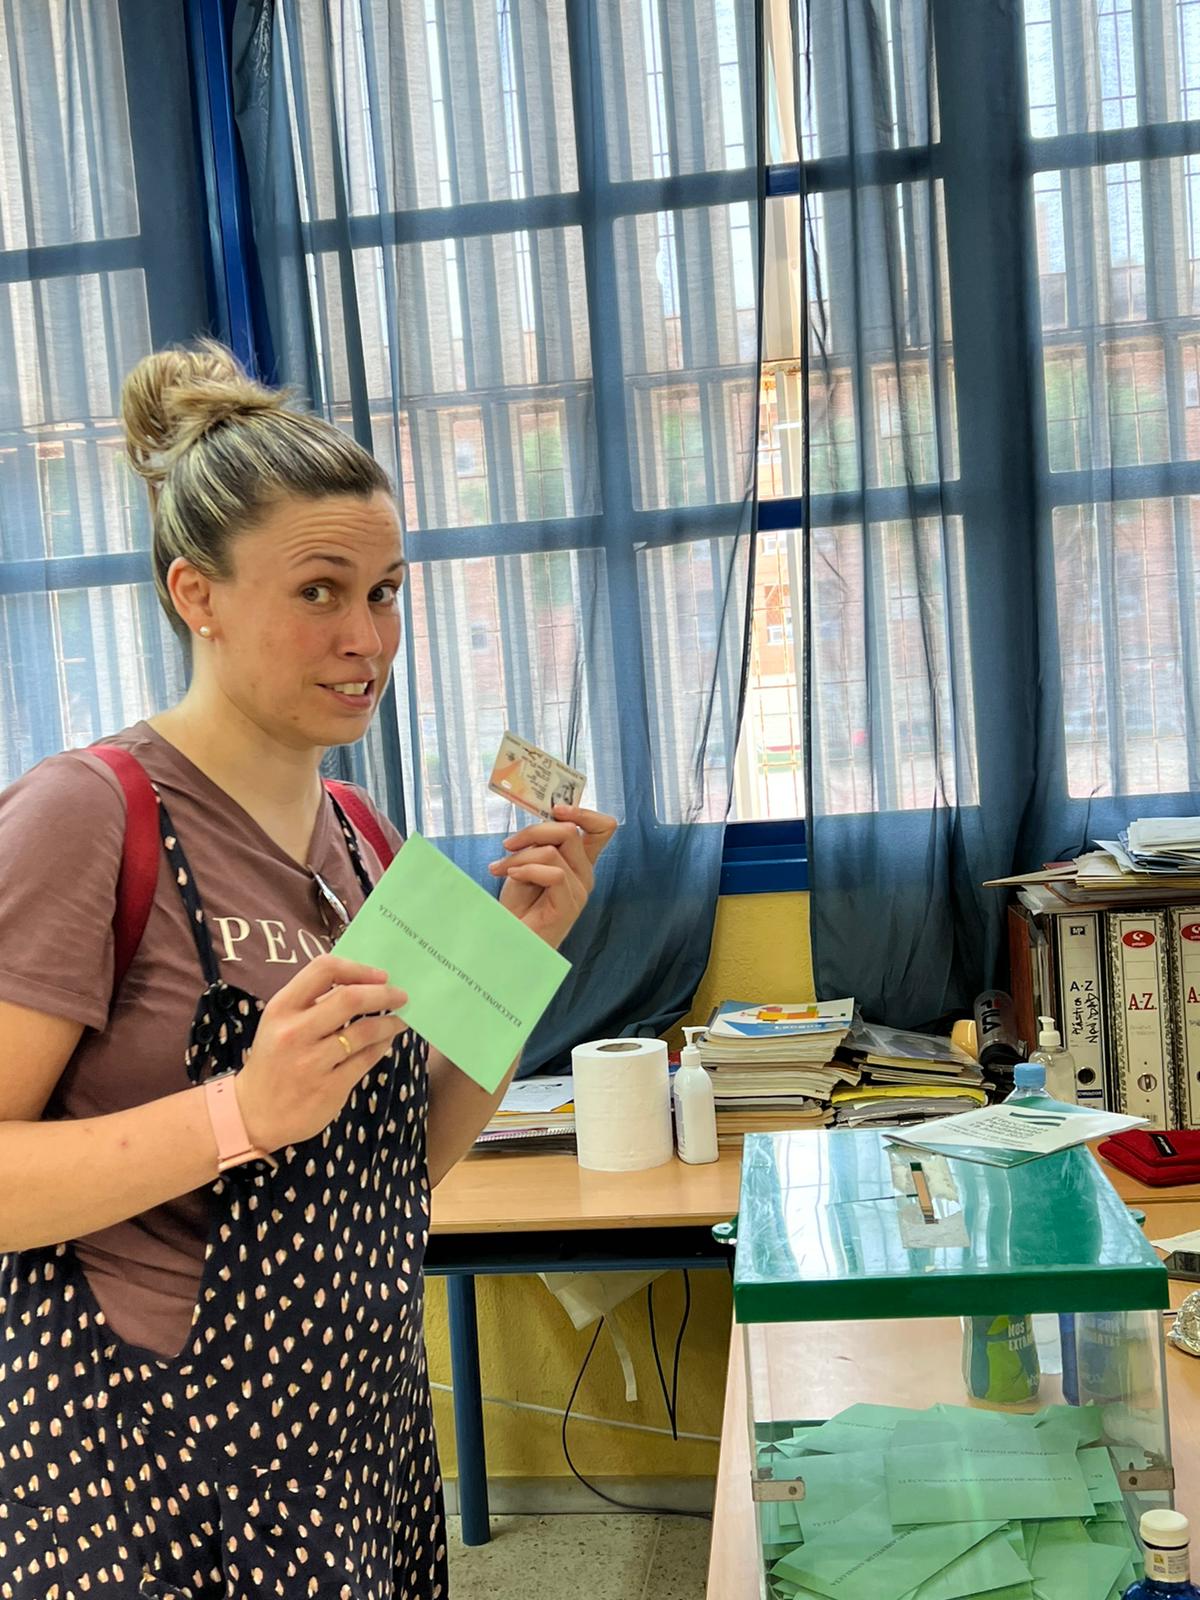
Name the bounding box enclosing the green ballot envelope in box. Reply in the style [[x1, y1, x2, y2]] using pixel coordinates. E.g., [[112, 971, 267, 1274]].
[[334, 832, 571, 1091]]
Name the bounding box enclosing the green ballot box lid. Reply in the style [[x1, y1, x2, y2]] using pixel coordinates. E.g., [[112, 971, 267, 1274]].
[[733, 1128, 1169, 1324]]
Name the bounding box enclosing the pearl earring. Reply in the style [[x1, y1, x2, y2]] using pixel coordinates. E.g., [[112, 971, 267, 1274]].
[[198, 626, 212, 639]]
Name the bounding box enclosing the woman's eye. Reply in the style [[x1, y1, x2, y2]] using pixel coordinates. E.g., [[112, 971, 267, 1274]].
[[301, 583, 335, 605], [370, 582, 400, 604]]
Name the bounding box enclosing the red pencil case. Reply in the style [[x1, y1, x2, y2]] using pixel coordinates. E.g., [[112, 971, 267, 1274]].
[[1098, 1128, 1200, 1187]]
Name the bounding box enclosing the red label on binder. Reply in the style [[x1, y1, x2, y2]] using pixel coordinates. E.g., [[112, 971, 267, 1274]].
[[1182, 923, 1200, 942], [1123, 929, 1156, 948]]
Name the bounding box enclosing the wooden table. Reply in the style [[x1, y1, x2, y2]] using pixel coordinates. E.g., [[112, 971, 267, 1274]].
[[706, 1194, 1200, 1600], [431, 1146, 744, 1235], [427, 1147, 744, 1545]]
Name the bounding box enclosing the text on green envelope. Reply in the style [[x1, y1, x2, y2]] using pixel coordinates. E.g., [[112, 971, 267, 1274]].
[[334, 831, 571, 1091]]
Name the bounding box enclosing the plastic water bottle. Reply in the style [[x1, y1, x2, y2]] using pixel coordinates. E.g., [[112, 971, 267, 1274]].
[[962, 1311, 1042, 1405], [1123, 1510, 1200, 1597], [1003, 1059, 1052, 1103], [960, 1062, 1048, 1405]]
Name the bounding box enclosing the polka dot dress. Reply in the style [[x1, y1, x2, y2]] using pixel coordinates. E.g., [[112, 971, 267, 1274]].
[[0, 791, 447, 1598]]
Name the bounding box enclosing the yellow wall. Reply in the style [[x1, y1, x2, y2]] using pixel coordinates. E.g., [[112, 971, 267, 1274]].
[[427, 890, 813, 1484]]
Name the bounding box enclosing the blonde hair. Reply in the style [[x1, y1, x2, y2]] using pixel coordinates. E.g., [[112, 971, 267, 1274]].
[[121, 339, 392, 642]]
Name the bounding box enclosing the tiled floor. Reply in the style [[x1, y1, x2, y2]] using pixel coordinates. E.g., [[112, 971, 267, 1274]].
[[446, 1513, 711, 1599]]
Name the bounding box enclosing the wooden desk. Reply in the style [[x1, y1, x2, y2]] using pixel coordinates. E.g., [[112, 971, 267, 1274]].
[[430, 1146, 743, 1234], [707, 1196, 1200, 1600]]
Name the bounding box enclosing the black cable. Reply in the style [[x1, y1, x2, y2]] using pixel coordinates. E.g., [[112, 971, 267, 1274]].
[[646, 1281, 676, 1436], [561, 1313, 711, 1521], [669, 1269, 692, 1437]]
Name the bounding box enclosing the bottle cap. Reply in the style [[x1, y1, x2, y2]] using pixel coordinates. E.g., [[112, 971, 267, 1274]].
[[1014, 1061, 1045, 1088], [681, 1027, 706, 1062], [1037, 1014, 1062, 1049], [1141, 1509, 1190, 1548]]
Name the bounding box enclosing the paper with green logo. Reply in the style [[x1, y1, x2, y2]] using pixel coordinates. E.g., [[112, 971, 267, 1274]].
[[334, 831, 571, 1091]]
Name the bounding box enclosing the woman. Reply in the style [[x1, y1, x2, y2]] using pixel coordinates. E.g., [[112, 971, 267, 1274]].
[[0, 341, 616, 1598]]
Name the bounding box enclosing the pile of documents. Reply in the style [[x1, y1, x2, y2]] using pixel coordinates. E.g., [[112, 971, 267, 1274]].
[[987, 817, 1200, 907], [699, 1000, 855, 1146], [1118, 817, 1200, 872], [830, 1022, 987, 1128], [758, 1401, 1145, 1600], [475, 1075, 575, 1153], [885, 1101, 1145, 1168]]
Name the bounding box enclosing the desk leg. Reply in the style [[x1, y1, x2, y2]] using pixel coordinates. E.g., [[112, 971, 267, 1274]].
[[447, 1273, 490, 1546]]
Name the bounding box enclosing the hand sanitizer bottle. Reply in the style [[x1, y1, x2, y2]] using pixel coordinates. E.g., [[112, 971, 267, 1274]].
[[1124, 1510, 1200, 1597], [674, 1027, 718, 1164], [1027, 1016, 1078, 1104]]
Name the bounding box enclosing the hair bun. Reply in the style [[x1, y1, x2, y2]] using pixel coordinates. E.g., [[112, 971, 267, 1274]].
[[121, 338, 284, 490]]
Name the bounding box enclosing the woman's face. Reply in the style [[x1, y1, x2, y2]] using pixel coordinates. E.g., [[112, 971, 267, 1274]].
[[202, 490, 406, 750]]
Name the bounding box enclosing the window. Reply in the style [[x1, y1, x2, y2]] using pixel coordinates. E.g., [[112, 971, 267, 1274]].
[[1028, 3, 1200, 800], [0, 4, 208, 786], [738, 6, 960, 826], [734, 0, 1200, 834], [273, 0, 760, 840]]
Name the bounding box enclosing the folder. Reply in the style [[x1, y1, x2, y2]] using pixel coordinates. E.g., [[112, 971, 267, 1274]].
[[1166, 907, 1200, 1129], [1106, 910, 1178, 1129], [1051, 910, 1108, 1110]]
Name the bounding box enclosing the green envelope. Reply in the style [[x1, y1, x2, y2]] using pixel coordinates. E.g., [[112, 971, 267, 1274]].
[[782, 1449, 888, 1540], [334, 831, 571, 1090], [886, 1442, 1095, 1526], [1029, 1520, 1130, 1600], [800, 1404, 916, 1456], [772, 1495, 1002, 1600], [899, 1531, 1032, 1600], [1077, 1447, 1123, 1505]]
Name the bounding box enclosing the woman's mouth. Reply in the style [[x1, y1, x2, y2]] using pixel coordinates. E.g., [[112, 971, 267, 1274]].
[[320, 680, 375, 710]]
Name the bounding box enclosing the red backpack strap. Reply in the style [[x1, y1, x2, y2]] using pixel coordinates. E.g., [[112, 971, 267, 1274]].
[[325, 780, 396, 869], [86, 746, 160, 996]]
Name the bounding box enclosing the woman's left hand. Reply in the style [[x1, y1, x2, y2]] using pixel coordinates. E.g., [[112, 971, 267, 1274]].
[[489, 805, 618, 949]]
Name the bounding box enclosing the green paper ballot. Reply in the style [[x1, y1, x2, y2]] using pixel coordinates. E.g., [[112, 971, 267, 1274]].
[[773, 1496, 1002, 1600], [1029, 1520, 1129, 1599], [1077, 1447, 1123, 1505], [784, 1450, 888, 1539], [885, 1442, 1095, 1526], [800, 1404, 915, 1456], [334, 832, 571, 1090], [899, 1530, 1031, 1600]]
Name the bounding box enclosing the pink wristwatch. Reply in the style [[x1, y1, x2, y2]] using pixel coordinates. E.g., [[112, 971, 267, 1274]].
[[201, 1074, 279, 1174]]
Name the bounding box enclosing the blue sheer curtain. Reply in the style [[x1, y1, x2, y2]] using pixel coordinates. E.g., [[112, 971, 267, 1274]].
[[770, 0, 1200, 1026], [0, 0, 211, 785], [232, 0, 762, 1069]]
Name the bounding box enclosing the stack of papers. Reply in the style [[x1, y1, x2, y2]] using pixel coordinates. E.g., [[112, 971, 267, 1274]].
[[986, 819, 1200, 906], [474, 1075, 575, 1154], [831, 1083, 987, 1128], [758, 1402, 1144, 1600], [885, 1103, 1146, 1168], [700, 1001, 855, 1145], [1121, 817, 1200, 871], [832, 1022, 986, 1128]]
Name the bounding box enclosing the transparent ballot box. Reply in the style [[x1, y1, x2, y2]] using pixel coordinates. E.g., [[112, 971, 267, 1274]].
[[732, 1129, 1173, 1600]]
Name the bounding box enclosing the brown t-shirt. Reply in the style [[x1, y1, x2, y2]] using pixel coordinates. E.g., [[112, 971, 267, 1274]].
[[0, 721, 402, 1358]]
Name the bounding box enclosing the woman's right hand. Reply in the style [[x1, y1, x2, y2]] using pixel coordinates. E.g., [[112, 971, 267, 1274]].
[[233, 954, 408, 1152]]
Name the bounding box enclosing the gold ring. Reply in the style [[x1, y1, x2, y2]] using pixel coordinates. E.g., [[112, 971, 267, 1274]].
[[337, 1032, 353, 1058]]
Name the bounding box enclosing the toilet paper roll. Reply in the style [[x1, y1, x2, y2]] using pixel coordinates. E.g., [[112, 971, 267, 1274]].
[[571, 1037, 673, 1173]]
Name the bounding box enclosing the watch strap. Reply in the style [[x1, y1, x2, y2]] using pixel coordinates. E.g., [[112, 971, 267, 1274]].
[[202, 1074, 278, 1174]]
